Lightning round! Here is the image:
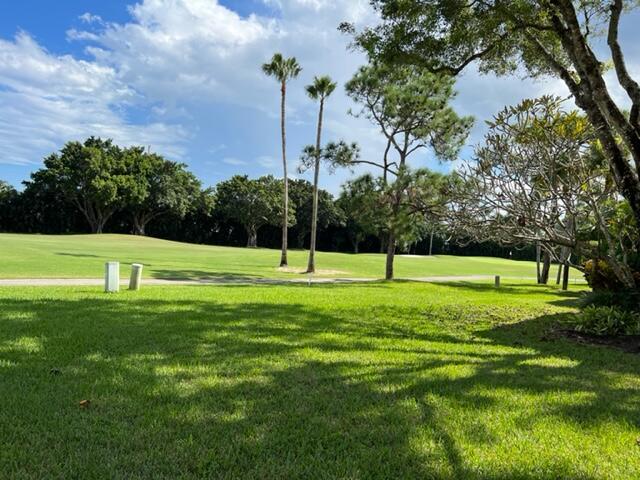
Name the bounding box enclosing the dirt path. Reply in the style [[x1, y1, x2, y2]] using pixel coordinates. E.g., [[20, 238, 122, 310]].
[[0, 275, 537, 287]]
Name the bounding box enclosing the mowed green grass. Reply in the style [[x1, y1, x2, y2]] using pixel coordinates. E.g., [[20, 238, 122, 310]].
[[0, 233, 582, 281], [1, 281, 638, 479]]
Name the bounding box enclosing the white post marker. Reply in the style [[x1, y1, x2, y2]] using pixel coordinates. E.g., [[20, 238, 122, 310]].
[[129, 263, 143, 291], [494, 275, 501, 288], [105, 262, 120, 293]]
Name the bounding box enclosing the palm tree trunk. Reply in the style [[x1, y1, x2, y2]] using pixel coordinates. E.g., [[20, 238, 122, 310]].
[[280, 81, 289, 267], [307, 98, 324, 273]]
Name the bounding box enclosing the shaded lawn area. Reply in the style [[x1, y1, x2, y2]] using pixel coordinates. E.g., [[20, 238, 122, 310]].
[[0, 282, 637, 479], [0, 233, 584, 281]]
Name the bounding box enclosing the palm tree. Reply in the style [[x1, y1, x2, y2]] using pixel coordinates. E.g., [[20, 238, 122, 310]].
[[262, 53, 302, 267], [304, 75, 336, 273]]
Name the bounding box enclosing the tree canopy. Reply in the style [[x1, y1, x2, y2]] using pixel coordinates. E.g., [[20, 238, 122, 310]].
[[123, 150, 201, 235], [215, 175, 291, 248], [344, 0, 640, 248], [28, 137, 132, 233]]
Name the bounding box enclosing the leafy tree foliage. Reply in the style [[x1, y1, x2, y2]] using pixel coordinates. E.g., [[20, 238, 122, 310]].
[[123, 149, 201, 235], [0, 180, 18, 232], [337, 174, 385, 253], [450, 96, 637, 288], [289, 179, 344, 249], [345, 63, 473, 179], [345, 0, 640, 250], [27, 138, 132, 233], [380, 167, 451, 279], [215, 175, 291, 248]]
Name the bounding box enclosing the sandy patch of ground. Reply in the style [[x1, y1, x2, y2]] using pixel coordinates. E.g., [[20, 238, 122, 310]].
[[398, 254, 436, 258], [276, 266, 349, 275]]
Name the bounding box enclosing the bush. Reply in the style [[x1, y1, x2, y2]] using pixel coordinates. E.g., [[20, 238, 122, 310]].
[[580, 289, 640, 312], [583, 258, 640, 292], [583, 259, 622, 291], [575, 306, 640, 336]]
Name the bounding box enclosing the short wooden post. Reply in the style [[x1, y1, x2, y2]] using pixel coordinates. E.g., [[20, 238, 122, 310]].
[[494, 275, 501, 288], [105, 262, 120, 293], [129, 263, 143, 291]]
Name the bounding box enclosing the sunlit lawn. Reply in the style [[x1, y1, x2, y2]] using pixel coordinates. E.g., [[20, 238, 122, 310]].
[[0, 233, 584, 281], [1, 281, 637, 479]]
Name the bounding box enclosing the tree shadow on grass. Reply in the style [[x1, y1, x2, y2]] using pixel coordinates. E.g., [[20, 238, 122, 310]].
[[424, 280, 586, 297], [55, 252, 103, 259], [150, 269, 262, 282], [0, 292, 635, 478]]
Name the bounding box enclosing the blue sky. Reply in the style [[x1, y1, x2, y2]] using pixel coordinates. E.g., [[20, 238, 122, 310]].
[[1, 0, 639, 194]]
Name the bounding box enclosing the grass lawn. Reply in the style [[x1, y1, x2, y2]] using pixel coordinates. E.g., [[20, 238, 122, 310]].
[[1, 281, 637, 479], [0, 233, 583, 281]]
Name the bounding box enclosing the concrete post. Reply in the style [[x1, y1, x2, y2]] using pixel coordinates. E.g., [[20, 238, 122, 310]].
[[105, 262, 120, 293], [494, 275, 501, 288], [129, 263, 143, 291]]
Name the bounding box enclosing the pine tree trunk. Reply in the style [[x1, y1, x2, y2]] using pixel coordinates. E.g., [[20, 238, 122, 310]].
[[280, 81, 289, 267]]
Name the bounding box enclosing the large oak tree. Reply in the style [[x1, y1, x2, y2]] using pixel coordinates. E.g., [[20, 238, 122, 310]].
[[29, 137, 131, 233]]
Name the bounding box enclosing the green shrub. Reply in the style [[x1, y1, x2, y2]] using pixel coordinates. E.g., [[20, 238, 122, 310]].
[[580, 290, 640, 312], [575, 306, 640, 336], [583, 259, 623, 291], [583, 258, 640, 292]]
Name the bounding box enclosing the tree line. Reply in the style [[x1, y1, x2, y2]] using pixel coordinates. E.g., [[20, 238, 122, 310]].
[[0, 132, 530, 264]]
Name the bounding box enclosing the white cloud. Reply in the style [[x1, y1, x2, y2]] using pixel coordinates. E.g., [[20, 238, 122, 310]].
[[257, 155, 277, 168], [208, 143, 227, 154], [79, 13, 103, 24], [221, 157, 247, 166], [0, 31, 187, 166], [69, 0, 375, 117], [73, 0, 278, 112]]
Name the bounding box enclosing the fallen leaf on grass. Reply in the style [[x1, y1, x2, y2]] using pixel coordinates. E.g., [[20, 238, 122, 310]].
[[79, 400, 90, 408]]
